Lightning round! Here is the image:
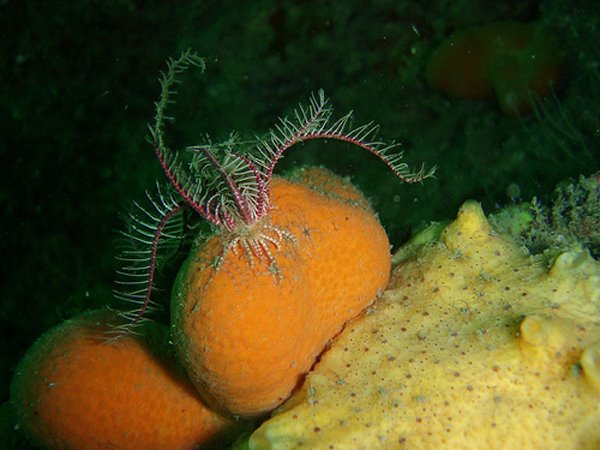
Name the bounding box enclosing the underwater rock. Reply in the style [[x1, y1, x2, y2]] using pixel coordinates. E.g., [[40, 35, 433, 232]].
[[250, 200, 600, 449]]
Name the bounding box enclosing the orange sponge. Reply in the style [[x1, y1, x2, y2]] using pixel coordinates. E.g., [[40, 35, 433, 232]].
[[142, 52, 432, 421], [426, 21, 563, 114], [10, 309, 238, 450], [171, 168, 391, 418]]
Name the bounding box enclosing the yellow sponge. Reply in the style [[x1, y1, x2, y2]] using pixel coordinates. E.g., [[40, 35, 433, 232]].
[[251, 201, 600, 449]]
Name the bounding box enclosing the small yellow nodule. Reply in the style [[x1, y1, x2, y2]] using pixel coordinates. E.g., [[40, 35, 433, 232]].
[[449, 201, 490, 238], [550, 250, 595, 277], [520, 315, 545, 346], [519, 315, 572, 361], [581, 342, 600, 394]]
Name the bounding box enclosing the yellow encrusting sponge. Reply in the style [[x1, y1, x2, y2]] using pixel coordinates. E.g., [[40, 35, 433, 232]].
[[250, 200, 600, 449], [581, 342, 600, 394]]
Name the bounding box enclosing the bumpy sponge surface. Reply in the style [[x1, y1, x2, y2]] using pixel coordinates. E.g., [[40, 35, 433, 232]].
[[10, 309, 235, 450], [251, 200, 600, 449], [171, 169, 391, 418]]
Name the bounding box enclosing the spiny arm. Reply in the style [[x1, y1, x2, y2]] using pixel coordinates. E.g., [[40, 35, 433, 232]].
[[112, 184, 184, 335], [148, 50, 220, 223], [256, 90, 436, 185]]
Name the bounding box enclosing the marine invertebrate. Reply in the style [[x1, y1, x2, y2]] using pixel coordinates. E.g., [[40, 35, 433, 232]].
[[116, 50, 431, 329], [115, 50, 433, 418], [490, 172, 600, 261], [172, 168, 392, 417], [523, 172, 600, 258], [426, 21, 563, 115], [251, 201, 600, 449], [10, 309, 237, 450]]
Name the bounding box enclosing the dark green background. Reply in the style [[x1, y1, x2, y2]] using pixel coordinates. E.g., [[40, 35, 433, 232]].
[[1, 0, 599, 447]]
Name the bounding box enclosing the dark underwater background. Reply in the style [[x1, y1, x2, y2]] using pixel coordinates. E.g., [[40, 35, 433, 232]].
[[1, 0, 599, 447]]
